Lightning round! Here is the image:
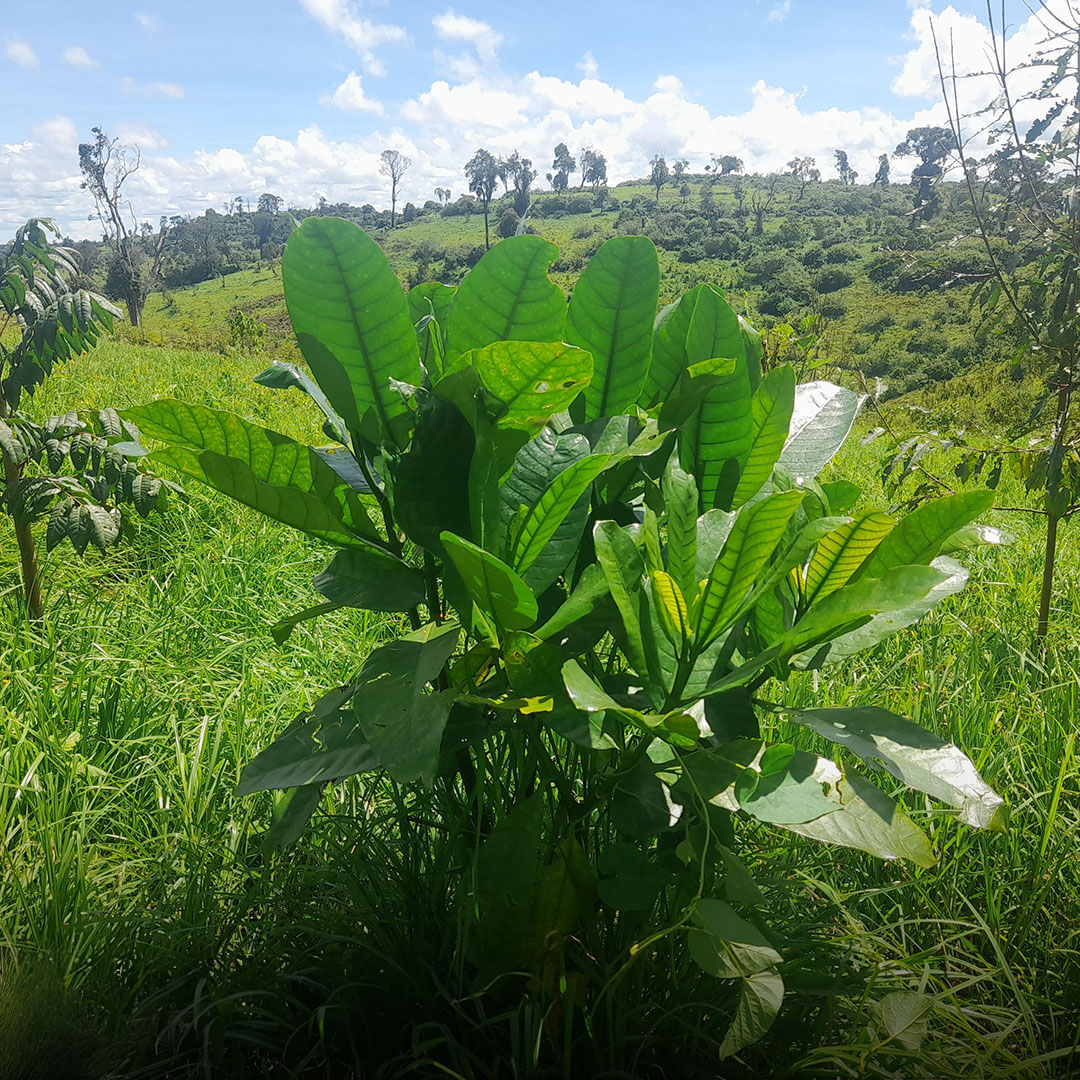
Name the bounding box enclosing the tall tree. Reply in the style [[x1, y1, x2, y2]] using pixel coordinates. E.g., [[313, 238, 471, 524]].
[[748, 173, 779, 235], [579, 147, 607, 190], [894, 126, 953, 220], [671, 158, 689, 182], [379, 149, 412, 228], [709, 154, 743, 176], [257, 192, 284, 214], [551, 142, 576, 193], [786, 156, 820, 199], [834, 149, 858, 185], [465, 148, 500, 249], [872, 154, 891, 186], [502, 151, 537, 214], [649, 154, 670, 202], [78, 126, 169, 327]]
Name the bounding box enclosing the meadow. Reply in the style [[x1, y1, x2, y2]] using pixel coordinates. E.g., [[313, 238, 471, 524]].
[[0, 283, 1077, 1079]]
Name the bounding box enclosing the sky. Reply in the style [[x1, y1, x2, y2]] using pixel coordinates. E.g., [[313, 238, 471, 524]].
[[0, 0, 1060, 239]]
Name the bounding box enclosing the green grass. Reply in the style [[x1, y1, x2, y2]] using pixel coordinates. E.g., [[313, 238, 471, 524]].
[[0, 335, 1077, 1077]]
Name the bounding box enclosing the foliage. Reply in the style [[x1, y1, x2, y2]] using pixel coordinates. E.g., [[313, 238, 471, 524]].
[[0, 220, 175, 617], [127, 217, 1005, 1065]]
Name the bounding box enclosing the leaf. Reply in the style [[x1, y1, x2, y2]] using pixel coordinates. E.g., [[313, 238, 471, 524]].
[[790, 706, 1006, 830], [512, 455, 608, 578], [871, 991, 934, 1052], [263, 783, 325, 852], [688, 899, 782, 979], [253, 361, 349, 444], [692, 490, 806, 646], [270, 601, 343, 645], [730, 364, 796, 509], [124, 399, 378, 543], [445, 235, 565, 360], [533, 562, 612, 648], [593, 520, 652, 695], [358, 676, 452, 786], [777, 381, 862, 480], [803, 511, 895, 604], [611, 758, 675, 839], [650, 569, 690, 647], [780, 762, 935, 867], [312, 547, 426, 612], [283, 217, 420, 448], [441, 531, 538, 641], [857, 490, 995, 579], [500, 427, 590, 591], [597, 842, 673, 910], [663, 458, 699, 600], [565, 236, 659, 419], [719, 971, 784, 1059], [408, 281, 455, 378], [452, 340, 593, 433], [735, 748, 841, 825]]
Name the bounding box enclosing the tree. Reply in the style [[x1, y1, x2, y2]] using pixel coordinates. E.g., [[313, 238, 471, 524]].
[[465, 148, 500, 249], [873, 154, 891, 187], [748, 173, 779, 235], [379, 149, 412, 229], [671, 158, 689, 182], [580, 147, 607, 190], [894, 126, 952, 220], [679, 182, 691, 205], [786, 156, 820, 199], [709, 154, 743, 176], [502, 151, 537, 215], [78, 126, 169, 327], [649, 154, 669, 202], [257, 193, 284, 214], [434, 187, 452, 208], [551, 142, 576, 194], [834, 149, 858, 186]]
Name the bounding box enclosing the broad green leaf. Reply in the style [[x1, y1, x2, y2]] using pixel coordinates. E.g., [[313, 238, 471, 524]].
[[803, 511, 895, 604], [719, 971, 784, 1059], [254, 361, 349, 444], [663, 458, 699, 599], [565, 236, 659, 419], [312, 547, 426, 612], [857, 490, 995, 579], [939, 522, 1013, 553], [534, 562, 611, 645], [779, 761, 935, 867], [611, 758, 674, 839], [500, 427, 590, 591], [408, 281, 455, 378], [597, 842, 674, 910], [446, 235, 565, 359], [738, 315, 763, 393], [283, 217, 420, 448], [125, 399, 378, 543], [366, 620, 461, 689], [441, 531, 538, 640], [688, 899, 781, 979], [263, 783, 325, 851], [593, 520, 653, 695], [790, 706, 1006, 830], [692, 490, 806, 646], [870, 992, 934, 1052], [695, 508, 737, 584], [452, 340, 593, 432], [358, 676, 452, 786], [730, 364, 796, 509], [735, 748, 840, 824], [717, 844, 764, 904], [148, 445, 362, 548], [650, 570, 690, 647], [512, 454, 608, 578], [777, 381, 862, 480]]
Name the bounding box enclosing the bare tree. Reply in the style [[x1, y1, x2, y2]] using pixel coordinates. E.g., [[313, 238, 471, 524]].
[[380, 149, 412, 228], [78, 126, 169, 326], [748, 173, 779, 235]]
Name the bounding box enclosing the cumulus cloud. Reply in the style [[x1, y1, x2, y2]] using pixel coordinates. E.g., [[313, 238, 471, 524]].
[[299, 0, 406, 74], [5, 39, 38, 69], [578, 51, 599, 77], [320, 71, 384, 113], [115, 123, 171, 150], [122, 76, 185, 99], [433, 10, 503, 60], [62, 46, 100, 69], [767, 1, 791, 22]]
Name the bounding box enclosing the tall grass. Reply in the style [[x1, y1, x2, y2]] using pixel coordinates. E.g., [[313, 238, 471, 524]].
[[0, 340, 1076, 1077]]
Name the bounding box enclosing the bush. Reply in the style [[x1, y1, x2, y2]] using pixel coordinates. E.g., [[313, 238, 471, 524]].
[[824, 242, 860, 264], [815, 267, 855, 293], [496, 208, 519, 239]]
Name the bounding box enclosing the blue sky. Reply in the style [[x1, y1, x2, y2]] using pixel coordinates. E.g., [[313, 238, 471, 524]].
[[0, 1, 1012, 237]]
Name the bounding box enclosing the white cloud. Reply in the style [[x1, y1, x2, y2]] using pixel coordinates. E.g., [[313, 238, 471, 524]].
[[62, 46, 100, 69], [432, 10, 503, 61], [320, 71, 384, 113], [578, 51, 599, 77], [654, 74, 683, 95], [122, 76, 185, 99], [5, 39, 38, 69], [767, 1, 791, 22], [299, 0, 406, 74], [115, 123, 171, 150], [134, 12, 156, 29]]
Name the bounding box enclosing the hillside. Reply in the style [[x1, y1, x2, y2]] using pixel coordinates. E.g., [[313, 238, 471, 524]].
[[122, 173, 1039, 432]]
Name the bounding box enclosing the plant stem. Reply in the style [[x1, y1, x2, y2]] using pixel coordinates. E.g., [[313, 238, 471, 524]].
[[1037, 509, 1060, 640]]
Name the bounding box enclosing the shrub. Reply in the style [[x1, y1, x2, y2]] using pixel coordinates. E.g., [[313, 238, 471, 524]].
[[815, 267, 855, 293], [127, 220, 1004, 1069]]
